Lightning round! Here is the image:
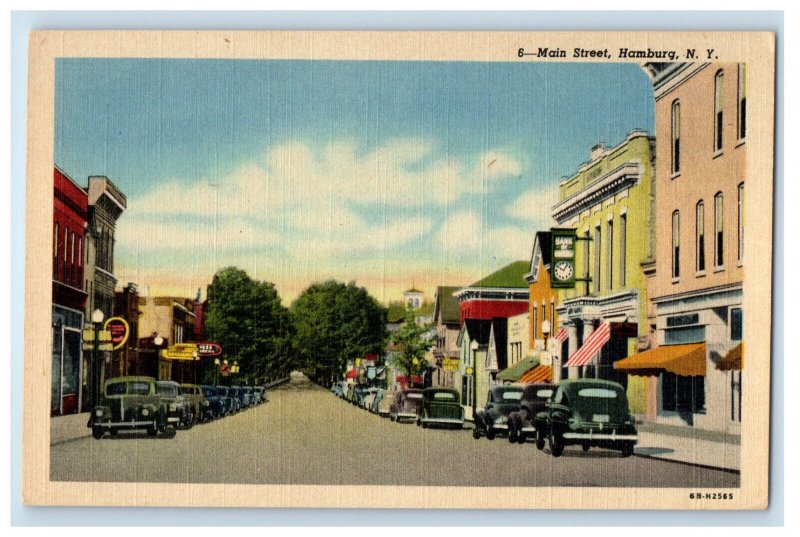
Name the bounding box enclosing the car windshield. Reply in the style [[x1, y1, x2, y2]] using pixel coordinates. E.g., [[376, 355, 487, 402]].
[[202, 387, 216, 397], [157, 384, 178, 396], [577, 388, 619, 399], [536, 389, 554, 399], [218, 388, 228, 395], [106, 382, 128, 396], [432, 392, 456, 401], [179, 386, 195, 395], [500, 390, 523, 401], [407, 393, 423, 399]]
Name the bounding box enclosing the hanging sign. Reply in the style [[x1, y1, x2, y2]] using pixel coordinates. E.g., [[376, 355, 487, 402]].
[[551, 228, 578, 289], [104, 317, 130, 350]]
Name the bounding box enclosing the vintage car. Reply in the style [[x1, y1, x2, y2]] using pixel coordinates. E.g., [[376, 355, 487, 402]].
[[472, 385, 525, 440], [507, 383, 557, 443], [375, 388, 396, 416], [416, 387, 464, 429], [242, 386, 255, 407], [216, 385, 233, 416], [389, 388, 423, 422], [228, 386, 243, 412], [332, 381, 347, 398], [179, 383, 204, 424], [360, 387, 379, 411], [88, 376, 169, 439], [345, 383, 356, 402], [351, 385, 369, 407], [200, 385, 225, 420], [156, 380, 192, 429], [253, 386, 267, 404], [533, 379, 638, 457]]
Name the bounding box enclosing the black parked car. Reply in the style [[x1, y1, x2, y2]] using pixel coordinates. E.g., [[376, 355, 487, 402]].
[[200, 385, 224, 420], [215, 385, 233, 416], [533, 379, 638, 457], [507, 383, 557, 443], [416, 387, 464, 429], [473, 385, 524, 440]]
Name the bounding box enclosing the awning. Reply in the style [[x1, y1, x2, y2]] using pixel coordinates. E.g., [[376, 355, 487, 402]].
[[519, 364, 553, 384], [497, 356, 539, 382], [613, 343, 706, 377], [716, 343, 743, 371], [345, 369, 358, 379]]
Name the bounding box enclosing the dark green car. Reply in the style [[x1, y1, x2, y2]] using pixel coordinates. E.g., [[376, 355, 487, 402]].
[[533, 379, 638, 457], [87, 376, 170, 439], [416, 387, 464, 429]]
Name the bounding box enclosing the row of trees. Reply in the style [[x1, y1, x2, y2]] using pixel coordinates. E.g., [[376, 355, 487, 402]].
[[205, 267, 427, 386]]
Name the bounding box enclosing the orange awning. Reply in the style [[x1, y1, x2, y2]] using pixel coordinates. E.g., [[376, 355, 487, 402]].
[[519, 365, 553, 384], [717, 342, 743, 371], [613, 343, 706, 377]]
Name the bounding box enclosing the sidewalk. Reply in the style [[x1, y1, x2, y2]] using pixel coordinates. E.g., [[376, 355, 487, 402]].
[[634, 423, 740, 472], [50, 412, 91, 445]]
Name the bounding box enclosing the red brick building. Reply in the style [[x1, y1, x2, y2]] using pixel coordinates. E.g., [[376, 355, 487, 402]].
[[52, 166, 89, 415]]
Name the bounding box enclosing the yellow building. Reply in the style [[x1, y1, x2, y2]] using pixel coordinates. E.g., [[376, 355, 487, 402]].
[[551, 130, 655, 414]]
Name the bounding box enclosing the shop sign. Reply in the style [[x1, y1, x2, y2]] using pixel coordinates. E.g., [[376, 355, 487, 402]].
[[551, 228, 577, 289], [103, 317, 129, 350], [161, 343, 199, 361], [443, 358, 460, 372], [197, 342, 222, 356], [82, 327, 113, 351]]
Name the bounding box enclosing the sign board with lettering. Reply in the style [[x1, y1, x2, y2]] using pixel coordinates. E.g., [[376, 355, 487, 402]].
[[104, 317, 129, 350], [161, 343, 199, 361], [550, 228, 577, 289]]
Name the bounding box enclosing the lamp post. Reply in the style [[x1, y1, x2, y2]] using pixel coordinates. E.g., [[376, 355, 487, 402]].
[[469, 340, 479, 419], [214, 358, 221, 386], [153, 335, 164, 380], [192, 350, 199, 384], [91, 309, 105, 408]]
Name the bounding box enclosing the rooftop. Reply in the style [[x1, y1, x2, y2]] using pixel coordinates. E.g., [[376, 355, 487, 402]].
[[468, 261, 530, 289]]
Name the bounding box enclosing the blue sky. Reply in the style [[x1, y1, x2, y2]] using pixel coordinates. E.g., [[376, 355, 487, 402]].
[[55, 59, 654, 302]]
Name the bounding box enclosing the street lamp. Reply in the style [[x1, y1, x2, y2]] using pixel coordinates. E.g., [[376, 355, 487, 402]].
[[214, 358, 221, 386], [153, 335, 164, 380], [469, 340, 479, 419], [91, 309, 104, 408]]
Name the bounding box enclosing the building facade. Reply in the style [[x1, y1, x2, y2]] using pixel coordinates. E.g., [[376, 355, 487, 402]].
[[112, 282, 141, 377], [52, 166, 89, 415], [430, 286, 462, 388], [551, 131, 656, 415], [137, 296, 197, 382], [615, 63, 745, 435]]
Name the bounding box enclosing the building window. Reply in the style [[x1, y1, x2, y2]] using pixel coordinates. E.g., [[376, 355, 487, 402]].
[[672, 100, 681, 174], [541, 303, 546, 335], [738, 63, 747, 141], [607, 219, 614, 290], [672, 211, 680, 279], [77, 237, 82, 269], [738, 182, 745, 263], [715, 192, 724, 267], [730, 307, 743, 341], [619, 214, 627, 287], [594, 225, 602, 293], [550, 298, 555, 333], [662, 373, 706, 414], [583, 230, 591, 297], [696, 201, 705, 272], [532, 302, 538, 340], [53, 223, 59, 278], [63, 226, 69, 282], [714, 70, 724, 152], [730, 371, 742, 422]]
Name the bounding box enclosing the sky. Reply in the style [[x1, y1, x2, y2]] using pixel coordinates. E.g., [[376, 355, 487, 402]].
[[54, 58, 654, 304]]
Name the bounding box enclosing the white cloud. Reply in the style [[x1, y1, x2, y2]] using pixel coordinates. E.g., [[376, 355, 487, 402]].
[[436, 210, 534, 262], [506, 183, 560, 225]]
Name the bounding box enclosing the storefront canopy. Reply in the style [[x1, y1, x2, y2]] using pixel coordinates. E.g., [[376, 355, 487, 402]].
[[716, 343, 743, 371], [613, 343, 706, 377], [519, 364, 553, 384], [497, 356, 539, 382]]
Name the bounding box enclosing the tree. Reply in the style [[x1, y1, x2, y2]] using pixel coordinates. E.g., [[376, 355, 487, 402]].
[[291, 280, 388, 386], [390, 308, 433, 386], [205, 267, 294, 383]]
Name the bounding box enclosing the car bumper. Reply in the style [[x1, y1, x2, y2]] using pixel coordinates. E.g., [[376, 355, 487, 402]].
[[491, 423, 509, 430], [395, 412, 417, 419], [93, 420, 154, 428], [520, 426, 536, 433], [563, 431, 638, 441], [167, 417, 181, 423], [422, 418, 464, 425]]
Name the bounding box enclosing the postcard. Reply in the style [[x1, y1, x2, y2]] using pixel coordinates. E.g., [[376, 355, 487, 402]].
[[23, 30, 775, 509]]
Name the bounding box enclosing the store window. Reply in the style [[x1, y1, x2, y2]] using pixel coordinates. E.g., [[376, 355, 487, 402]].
[[730, 371, 742, 422], [662, 373, 706, 414], [730, 308, 743, 341]]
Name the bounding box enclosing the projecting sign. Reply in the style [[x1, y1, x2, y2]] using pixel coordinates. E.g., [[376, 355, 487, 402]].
[[104, 317, 129, 350], [550, 228, 578, 289]]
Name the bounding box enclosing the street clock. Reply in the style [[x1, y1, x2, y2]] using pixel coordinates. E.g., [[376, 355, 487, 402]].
[[551, 228, 578, 289]]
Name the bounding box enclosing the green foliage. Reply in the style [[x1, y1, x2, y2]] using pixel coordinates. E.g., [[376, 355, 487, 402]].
[[205, 267, 295, 383], [291, 280, 388, 386], [390, 308, 432, 381]]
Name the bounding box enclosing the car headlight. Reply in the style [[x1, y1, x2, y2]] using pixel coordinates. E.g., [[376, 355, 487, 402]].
[[95, 409, 103, 417], [141, 408, 150, 417], [169, 403, 177, 412], [494, 416, 507, 424], [203, 401, 210, 407]]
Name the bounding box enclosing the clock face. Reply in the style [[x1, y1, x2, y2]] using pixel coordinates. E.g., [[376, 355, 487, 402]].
[[554, 260, 574, 281]]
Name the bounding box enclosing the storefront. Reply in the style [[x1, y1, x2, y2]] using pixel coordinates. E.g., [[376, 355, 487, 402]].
[[52, 305, 84, 415]]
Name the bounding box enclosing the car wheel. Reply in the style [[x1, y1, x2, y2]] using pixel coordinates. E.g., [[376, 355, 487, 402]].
[[582, 444, 590, 452], [549, 431, 564, 457], [91, 426, 104, 440], [421, 419, 428, 429], [147, 424, 158, 437], [486, 429, 496, 441], [185, 415, 194, 429], [508, 430, 518, 443], [535, 430, 546, 450], [517, 433, 527, 444], [621, 444, 634, 458], [472, 429, 481, 440]]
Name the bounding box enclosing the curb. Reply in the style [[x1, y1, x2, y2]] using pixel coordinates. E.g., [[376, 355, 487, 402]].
[[633, 452, 740, 475]]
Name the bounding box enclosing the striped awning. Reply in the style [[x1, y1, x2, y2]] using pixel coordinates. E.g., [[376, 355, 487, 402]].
[[519, 365, 553, 384], [565, 322, 611, 367], [554, 328, 568, 343], [497, 356, 539, 382]]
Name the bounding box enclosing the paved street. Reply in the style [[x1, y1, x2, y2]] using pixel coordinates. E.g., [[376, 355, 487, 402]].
[[51, 380, 739, 487]]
